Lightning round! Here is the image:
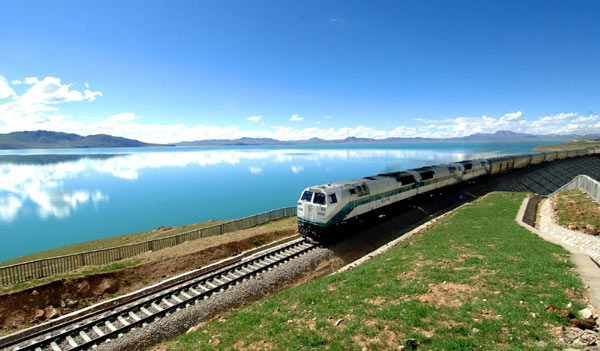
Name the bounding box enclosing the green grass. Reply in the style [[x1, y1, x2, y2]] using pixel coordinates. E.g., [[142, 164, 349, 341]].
[[535, 139, 600, 151], [0, 220, 227, 266], [556, 189, 600, 235], [165, 192, 586, 350]]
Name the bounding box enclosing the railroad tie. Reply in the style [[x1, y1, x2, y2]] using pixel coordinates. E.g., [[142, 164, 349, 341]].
[[79, 330, 92, 342], [140, 307, 153, 316], [105, 321, 117, 332], [93, 325, 105, 336], [66, 335, 78, 348], [118, 316, 130, 326], [196, 284, 209, 291], [129, 311, 142, 320], [50, 341, 62, 351]]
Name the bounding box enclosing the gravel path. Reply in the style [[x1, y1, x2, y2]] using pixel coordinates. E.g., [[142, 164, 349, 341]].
[[539, 198, 600, 263], [96, 245, 332, 351]]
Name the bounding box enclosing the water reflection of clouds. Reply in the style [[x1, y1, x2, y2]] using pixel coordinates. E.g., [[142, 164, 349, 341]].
[[0, 158, 109, 222], [0, 147, 498, 222]]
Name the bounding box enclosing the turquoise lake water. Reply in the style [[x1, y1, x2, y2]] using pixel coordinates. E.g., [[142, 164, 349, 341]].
[[0, 141, 557, 261]]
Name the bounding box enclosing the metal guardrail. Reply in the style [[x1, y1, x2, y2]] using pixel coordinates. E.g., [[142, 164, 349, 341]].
[[0, 207, 297, 287], [547, 174, 600, 202]]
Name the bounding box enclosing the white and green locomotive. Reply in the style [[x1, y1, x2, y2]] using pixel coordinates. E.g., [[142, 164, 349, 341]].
[[297, 148, 600, 239]]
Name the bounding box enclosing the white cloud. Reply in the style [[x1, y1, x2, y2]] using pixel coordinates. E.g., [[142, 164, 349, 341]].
[[11, 80, 22, 85], [539, 112, 578, 122], [0, 75, 16, 99], [85, 82, 89, 88], [20, 77, 87, 104], [249, 166, 262, 174], [329, 18, 343, 24], [84, 89, 102, 102], [1, 73, 598, 143], [501, 111, 522, 121], [107, 112, 137, 122], [573, 114, 600, 123], [291, 165, 304, 173]]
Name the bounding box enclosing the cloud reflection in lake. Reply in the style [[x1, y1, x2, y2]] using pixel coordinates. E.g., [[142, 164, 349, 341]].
[[0, 147, 500, 224]]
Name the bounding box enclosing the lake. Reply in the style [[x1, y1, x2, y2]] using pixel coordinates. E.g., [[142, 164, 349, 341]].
[[0, 141, 556, 261]]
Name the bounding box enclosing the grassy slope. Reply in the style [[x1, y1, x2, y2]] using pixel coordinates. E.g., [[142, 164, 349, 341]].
[[165, 192, 586, 351], [556, 189, 600, 235], [535, 139, 600, 151], [0, 220, 229, 266]]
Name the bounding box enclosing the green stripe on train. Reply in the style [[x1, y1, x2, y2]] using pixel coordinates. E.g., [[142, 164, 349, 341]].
[[300, 174, 465, 227]]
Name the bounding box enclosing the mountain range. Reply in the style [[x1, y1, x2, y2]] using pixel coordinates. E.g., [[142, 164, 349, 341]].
[[176, 131, 600, 146], [0, 131, 162, 149], [0, 130, 597, 149]]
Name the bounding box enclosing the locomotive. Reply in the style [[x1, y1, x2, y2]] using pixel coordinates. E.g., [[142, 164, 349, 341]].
[[297, 147, 600, 239]]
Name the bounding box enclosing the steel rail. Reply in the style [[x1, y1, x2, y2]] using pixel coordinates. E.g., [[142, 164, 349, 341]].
[[11, 238, 314, 351]]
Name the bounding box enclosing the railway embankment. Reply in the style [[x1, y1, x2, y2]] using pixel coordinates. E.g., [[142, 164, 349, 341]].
[[155, 192, 595, 350], [0, 218, 297, 336]]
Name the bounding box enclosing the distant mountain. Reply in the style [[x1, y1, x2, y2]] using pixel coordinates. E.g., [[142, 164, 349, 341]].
[[3, 130, 597, 150], [0, 131, 164, 149], [176, 130, 598, 146]]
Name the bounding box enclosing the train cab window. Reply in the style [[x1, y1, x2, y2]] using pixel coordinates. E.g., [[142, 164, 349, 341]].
[[301, 190, 313, 202], [462, 163, 472, 170], [419, 171, 435, 180], [398, 175, 416, 185], [329, 194, 338, 204], [349, 188, 356, 195], [313, 192, 326, 205]]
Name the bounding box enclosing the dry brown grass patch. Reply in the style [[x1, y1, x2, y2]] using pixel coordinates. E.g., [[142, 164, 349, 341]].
[[417, 282, 477, 307]]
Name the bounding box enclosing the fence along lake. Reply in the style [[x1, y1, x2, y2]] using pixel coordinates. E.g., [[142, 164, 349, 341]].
[[0, 141, 556, 262]]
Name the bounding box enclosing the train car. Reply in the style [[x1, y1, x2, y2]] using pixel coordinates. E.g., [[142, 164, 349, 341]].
[[513, 154, 532, 169], [489, 156, 514, 175], [544, 151, 558, 162], [451, 159, 488, 181], [530, 153, 545, 165], [297, 171, 421, 237], [297, 147, 594, 239]]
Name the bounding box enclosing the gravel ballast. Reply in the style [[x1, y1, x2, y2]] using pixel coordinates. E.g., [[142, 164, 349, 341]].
[[97, 245, 333, 351]]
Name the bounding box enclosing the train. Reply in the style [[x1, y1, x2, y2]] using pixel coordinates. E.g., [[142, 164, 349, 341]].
[[297, 147, 600, 239]]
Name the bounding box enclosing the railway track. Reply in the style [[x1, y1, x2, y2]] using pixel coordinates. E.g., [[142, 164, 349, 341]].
[[4, 237, 315, 351]]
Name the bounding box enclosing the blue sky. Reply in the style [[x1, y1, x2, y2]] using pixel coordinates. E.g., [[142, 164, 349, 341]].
[[0, 0, 598, 142]]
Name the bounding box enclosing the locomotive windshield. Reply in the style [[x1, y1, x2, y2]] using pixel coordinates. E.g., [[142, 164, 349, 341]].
[[301, 190, 313, 202], [313, 192, 326, 205]]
